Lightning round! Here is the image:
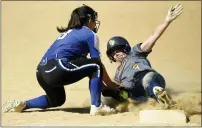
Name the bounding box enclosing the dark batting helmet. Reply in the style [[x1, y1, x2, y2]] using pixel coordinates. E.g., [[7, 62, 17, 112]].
[[106, 36, 131, 62]]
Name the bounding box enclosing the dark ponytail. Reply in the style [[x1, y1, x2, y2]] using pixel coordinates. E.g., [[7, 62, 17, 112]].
[[56, 5, 97, 33]]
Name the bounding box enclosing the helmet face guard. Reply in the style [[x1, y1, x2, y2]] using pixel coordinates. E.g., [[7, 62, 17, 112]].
[[93, 19, 100, 33], [91, 12, 100, 33], [106, 45, 127, 62], [78, 5, 101, 33], [106, 36, 131, 62]]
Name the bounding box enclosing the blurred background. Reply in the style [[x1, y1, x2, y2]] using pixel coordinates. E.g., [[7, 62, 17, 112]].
[[1, 1, 201, 125]]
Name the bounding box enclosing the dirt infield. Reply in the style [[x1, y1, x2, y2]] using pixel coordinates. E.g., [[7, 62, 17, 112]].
[[1, 1, 201, 126]]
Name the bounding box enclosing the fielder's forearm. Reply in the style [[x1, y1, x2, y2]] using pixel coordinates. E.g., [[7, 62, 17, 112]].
[[94, 58, 113, 86], [102, 64, 119, 91], [141, 20, 171, 52]]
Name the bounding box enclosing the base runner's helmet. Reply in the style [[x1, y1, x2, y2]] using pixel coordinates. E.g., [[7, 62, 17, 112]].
[[106, 36, 131, 62]]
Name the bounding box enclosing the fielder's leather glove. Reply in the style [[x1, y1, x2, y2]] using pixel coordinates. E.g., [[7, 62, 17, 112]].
[[102, 87, 129, 102], [118, 86, 129, 101]]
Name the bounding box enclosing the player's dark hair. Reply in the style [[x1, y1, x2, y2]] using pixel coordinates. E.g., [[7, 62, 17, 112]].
[[57, 4, 98, 33]]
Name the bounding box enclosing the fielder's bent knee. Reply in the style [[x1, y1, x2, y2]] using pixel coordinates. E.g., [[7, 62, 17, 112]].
[[49, 97, 66, 107]]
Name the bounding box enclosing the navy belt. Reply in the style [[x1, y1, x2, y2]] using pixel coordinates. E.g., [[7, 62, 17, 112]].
[[39, 54, 85, 66]]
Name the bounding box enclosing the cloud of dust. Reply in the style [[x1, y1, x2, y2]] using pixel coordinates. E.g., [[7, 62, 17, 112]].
[[101, 89, 201, 123]]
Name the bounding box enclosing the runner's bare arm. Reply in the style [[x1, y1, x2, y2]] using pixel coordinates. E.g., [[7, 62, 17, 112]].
[[140, 4, 183, 52]]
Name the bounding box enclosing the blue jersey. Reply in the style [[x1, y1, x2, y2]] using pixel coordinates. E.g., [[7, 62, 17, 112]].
[[41, 26, 100, 62]]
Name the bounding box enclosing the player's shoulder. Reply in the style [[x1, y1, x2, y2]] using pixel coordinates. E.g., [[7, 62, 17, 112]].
[[80, 26, 98, 38], [131, 42, 152, 57], [132, 43, 141, 49], [130, 43, 142, 52]]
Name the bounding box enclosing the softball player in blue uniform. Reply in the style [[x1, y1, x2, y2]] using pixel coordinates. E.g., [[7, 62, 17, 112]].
[[3, 4, 122, 116], [106, 4, 183, 109]]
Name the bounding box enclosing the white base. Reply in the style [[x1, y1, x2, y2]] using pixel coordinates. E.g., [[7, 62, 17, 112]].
[[139, 110, 187, 124]]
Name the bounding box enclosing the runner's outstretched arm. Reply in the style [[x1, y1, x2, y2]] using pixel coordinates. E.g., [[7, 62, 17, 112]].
[[141, 4, 183, 52]]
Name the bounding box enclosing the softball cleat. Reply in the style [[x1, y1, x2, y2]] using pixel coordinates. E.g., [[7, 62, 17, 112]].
[[153, 86, 172, 109], [90, 103, 117, 116], [3, 100, 26, 113]]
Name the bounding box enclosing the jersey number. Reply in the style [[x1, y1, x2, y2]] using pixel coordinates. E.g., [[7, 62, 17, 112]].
[[57, 29, 72, 40]]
